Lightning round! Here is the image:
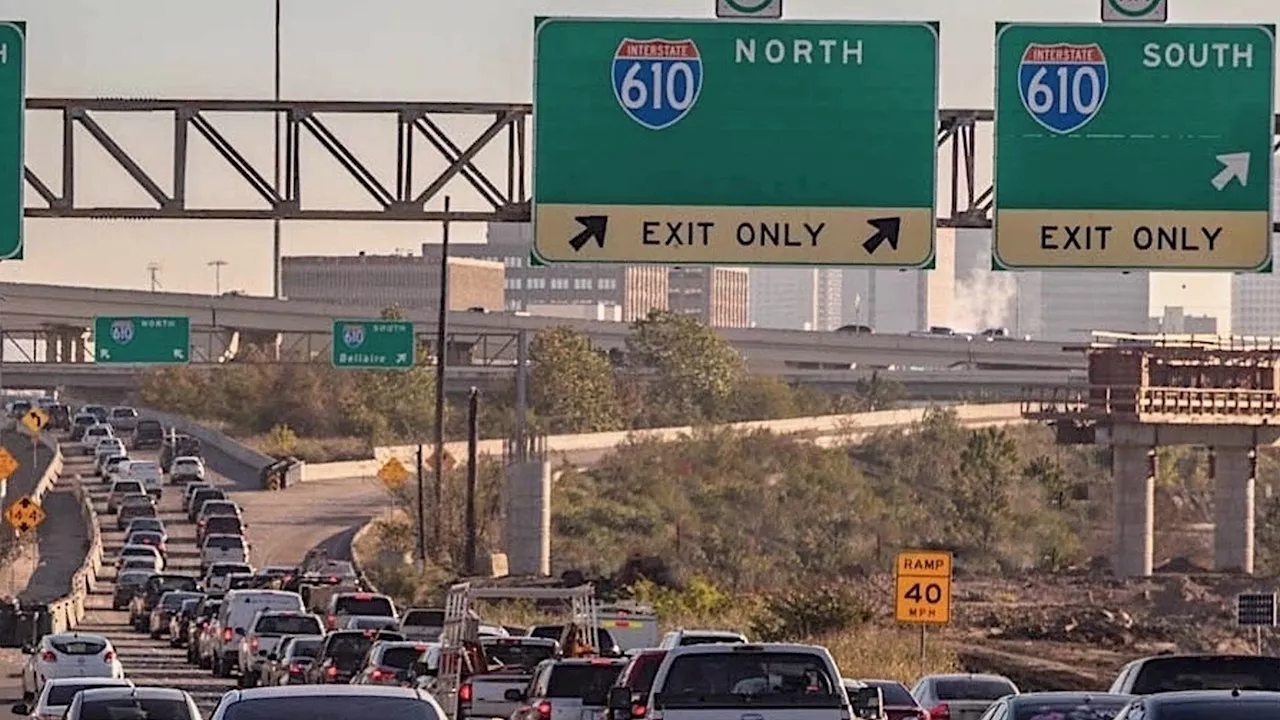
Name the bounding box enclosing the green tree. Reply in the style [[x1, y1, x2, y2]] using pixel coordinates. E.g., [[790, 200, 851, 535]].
[[625, 310, 744, 425], [949, 427, 1020, 556], [528, 326, 621, 433]]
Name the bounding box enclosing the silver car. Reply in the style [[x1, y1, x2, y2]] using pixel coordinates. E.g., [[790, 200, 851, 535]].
[[910, 673, 1019, 720]]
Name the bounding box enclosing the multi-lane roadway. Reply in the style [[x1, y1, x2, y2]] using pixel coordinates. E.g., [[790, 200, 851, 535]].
[[66, 440, 386, 713]]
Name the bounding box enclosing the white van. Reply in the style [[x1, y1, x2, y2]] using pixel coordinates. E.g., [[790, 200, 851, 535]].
[[119, 460, 163, 497], [209, 590, 306, 678]]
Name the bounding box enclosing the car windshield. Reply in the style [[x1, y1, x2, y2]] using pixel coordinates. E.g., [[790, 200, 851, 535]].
[[206, 536, 245, 550], [656, 652, 841, 707], [864, 681, 915, 706], [122, 547, 155, 557], [935, 679, 1018, 701], [121, 505, 156, 519], [1131, 657, 1280, 694], [211, 564, 251, 577], [175, 460, 200, 470], [547, 663, 627, 701], [485, 641, 556, 669], [152, 577, 200, 594], [220, 696, 437, 720], [288, 638, 323, 659], [335, 596, 393, 616], [46, 682, 128, 706], [403, 610, 444, 626], [128, 521, 162, 533], [325, 633, 375, 659], [79, 697, 192, 720], [51, 638, 106, 655], [1013, 700, 1128, 720], [256, 616, 322, 635], [160, 593, 199, 610], [114, 483, 143, 494], [118, 572, 152, 587], [378, 646, 426, 669], [130, 532, 162, 543], [202, 502, 237, 515]]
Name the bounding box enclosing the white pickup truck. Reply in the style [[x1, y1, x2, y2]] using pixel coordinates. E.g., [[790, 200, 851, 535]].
[[610, 643, 871, 720], [461, 636, 560, 719]]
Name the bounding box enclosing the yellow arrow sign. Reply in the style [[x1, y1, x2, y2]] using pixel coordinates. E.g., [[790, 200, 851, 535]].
[[20, 407, 48, 435], [4, 495, 46, 535]]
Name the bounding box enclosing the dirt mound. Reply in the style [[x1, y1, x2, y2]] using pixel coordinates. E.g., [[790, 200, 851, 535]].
[[976, 606, 1172, 647]]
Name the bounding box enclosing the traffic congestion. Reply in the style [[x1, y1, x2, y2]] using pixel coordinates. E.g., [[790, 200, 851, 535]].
[[8, 401, 1280, 719]]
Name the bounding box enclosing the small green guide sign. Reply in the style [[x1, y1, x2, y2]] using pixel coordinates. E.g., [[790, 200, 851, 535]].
[[331, 320, 415, 370], [93, 316, 191, 364]]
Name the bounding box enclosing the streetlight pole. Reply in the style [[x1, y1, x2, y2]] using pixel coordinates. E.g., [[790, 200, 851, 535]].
[[272, 0, 283, 298], [208, 260, 228, 295]]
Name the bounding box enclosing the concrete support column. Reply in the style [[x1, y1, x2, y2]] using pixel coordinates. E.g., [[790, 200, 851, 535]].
[[1112, 445, 1156, 578], [504, 461, 551, 576], [43, 332, 57, 363], [1212, 446, 1256, 574], [58, 333, 72, 363], [73, 332, 89, 363]]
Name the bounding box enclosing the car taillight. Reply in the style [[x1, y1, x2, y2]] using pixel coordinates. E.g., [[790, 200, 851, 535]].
[[326, 665, 337, 678], [40, 651, 56, 662], [631, 704, 647, 719], [250, 637, 259, 650], [928, 703, 950, 720], [459, 683, 473, 702], [371, 669, 384, 681], [103, 651, 114, 662], [536, 701, 552, 719], [200, 621, 209, 630], [327, 615, 336, 629], [223, 628, 233, 641], [288, 663, 303, 674]]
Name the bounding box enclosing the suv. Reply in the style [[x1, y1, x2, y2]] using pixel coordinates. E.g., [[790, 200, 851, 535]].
[[1108, 654, 1280, 695], [161, 434, 202, 473], [108, 406, 139, 431], [170, 456, 206, 484], [307, 629, 406, 684], [133, 420, 164, 449], [129, 574, 201, 631], [236, 611, 325, 687], [200, 534, 249, 573], [199, 515, 247, 546], [324, 592, 397, 631]]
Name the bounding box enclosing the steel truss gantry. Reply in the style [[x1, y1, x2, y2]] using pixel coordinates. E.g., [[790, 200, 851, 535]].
[[18, 99, 1280, 227]]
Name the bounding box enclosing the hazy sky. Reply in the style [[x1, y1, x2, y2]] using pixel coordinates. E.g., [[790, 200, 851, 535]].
[[3, 0, 1278, 320]]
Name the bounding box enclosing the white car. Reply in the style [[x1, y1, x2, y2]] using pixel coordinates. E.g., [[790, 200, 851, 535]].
[[170, 456, 206, 484], [93, 439, 126, 470], [16, 676, 134, 718], [118, 460, 163, 497], [80, 425, 114, 455], [200, 534, 249, 572], [116, 544, 164, 573], [20, 633, 124, 699]]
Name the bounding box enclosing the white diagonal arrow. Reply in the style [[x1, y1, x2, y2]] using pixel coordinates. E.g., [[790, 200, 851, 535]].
[[1212, 152, 1251, 190], [173, 348, 186, 360], [98, 348, 111, 360]]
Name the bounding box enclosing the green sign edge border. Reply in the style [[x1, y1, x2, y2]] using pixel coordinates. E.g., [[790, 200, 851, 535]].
[[530, 17, 941, 270], [329, 319, 417, 371], [0, 21, 25, 261], [990, 21, 1278, 273]]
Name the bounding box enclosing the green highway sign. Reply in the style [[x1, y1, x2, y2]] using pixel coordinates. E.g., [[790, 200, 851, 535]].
[[331, 320, 415, 370], [994, 23, 1275, 271], [94, 316, 190, 364], [0, 22, 24, 260], [533, 18, 939, 267]]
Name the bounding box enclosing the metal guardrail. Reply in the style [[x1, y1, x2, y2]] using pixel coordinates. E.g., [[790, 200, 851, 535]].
[[1022, 385, 1280, 419]]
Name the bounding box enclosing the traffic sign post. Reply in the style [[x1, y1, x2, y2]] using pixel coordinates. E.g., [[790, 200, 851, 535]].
[[895, 549, 952, 674], [331, 320, 415, 370], [4, 495, 44, 535], [533, 18, 939, 267], [93, 316, 191, 364], [0, 22, 24, 260], [716, 0, 783, 19], [993, 23, 1275, 271], [1102, 0, 1168, 23]]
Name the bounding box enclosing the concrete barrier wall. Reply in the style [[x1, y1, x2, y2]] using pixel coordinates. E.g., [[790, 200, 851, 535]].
[[137, 407, 276, 473], [43, 470, 102, 633], [300, 402, 1026, 482], [31, 431, 63, 504]]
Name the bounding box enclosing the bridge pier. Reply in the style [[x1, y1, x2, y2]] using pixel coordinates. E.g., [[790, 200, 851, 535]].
[[1112, 443, 1155, 579], [1212, 445, 1256, 574]]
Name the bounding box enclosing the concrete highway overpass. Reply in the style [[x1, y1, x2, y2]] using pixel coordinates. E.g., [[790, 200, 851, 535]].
[[0, 361, 1083, 400], [0, 281, 1085, 371]]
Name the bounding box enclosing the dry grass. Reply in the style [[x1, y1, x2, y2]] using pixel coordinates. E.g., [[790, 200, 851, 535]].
[[242, 435, 373, 463]]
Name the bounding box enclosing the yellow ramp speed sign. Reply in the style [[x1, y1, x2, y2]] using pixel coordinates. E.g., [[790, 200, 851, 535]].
[[894, 550, 952, 625]]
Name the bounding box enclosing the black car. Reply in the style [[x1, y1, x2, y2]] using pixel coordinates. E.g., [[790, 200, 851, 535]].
[[48, 403, 71, 431], [983, 692, 1132, 720], [133, 419, 165, 449], [130, 574, 201, 631], [1114, 689, 1280, 719]]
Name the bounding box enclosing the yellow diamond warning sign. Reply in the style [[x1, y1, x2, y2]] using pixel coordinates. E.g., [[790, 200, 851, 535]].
[[4, 495, 45, 535]]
